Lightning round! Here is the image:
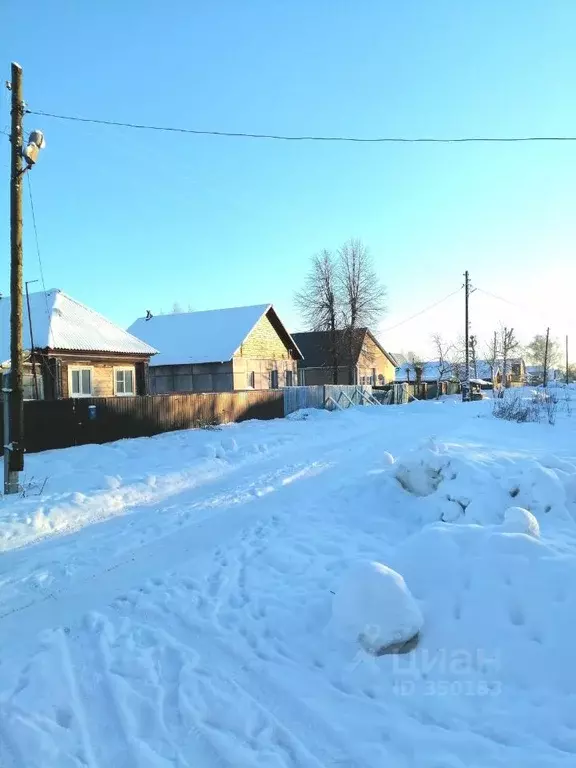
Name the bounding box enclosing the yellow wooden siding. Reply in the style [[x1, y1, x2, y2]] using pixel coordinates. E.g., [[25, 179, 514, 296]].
[[237, 313, 294, 360], [358, 335, 396, 384]]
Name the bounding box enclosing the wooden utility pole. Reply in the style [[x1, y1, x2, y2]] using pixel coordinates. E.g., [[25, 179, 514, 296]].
[[7, 62, 25, 493], [543, 327, 550, 388], [566, 335, 569, 385], [463, 271, 470, 401]]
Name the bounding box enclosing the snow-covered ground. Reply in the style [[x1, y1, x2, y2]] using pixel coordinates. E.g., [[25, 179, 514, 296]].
[[1, 395, 576, 767]]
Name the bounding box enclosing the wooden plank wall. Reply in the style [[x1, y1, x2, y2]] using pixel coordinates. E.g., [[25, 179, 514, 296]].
[[1, 391, 284, 455]]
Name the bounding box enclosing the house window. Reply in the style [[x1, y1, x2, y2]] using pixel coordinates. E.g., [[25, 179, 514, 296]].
[[69, 367, 93, 397], [247, 371, 255, 389], [285, 370, 293, 387], [114, 367, 135, 396], [270, 369, 279, 389], [23, 372, 44, 400]]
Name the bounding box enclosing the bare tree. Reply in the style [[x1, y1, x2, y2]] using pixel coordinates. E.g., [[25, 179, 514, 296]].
[[483, 331, 499, 391], [294, 249, 342, 384], [500, 326, 520, 389], [338, 239, 387, 383], [431, 333, 453, 397], [408, 352, 426, 384], [172, 301, 183, 314], [526, 333, 561, 384], [448, 336, 468, 385]]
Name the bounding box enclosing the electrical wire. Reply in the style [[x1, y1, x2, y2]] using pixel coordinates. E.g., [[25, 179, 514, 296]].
[[26, 175, 49, 306], [26, 109, 576, 144], [382, 288, 462, 333], [475, 286, 566, 337]]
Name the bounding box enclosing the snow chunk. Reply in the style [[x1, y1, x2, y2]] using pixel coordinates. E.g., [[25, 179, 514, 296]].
[[382, 451, 395, 465], [330, 561, 423, 654], [502, 506, 540, 538], [394, 440, 449, 496]]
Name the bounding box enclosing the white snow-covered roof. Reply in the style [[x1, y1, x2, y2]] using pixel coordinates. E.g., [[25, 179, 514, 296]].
[[128, 304, 296, 366], [0, 289, 157, 359], [395, 361, 455, 382]]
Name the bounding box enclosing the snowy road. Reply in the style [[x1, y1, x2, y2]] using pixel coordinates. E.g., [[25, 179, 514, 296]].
[[1, 399, 576, 766]]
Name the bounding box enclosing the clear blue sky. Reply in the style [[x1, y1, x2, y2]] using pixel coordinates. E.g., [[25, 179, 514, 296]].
[[2, 1, 576, 356]]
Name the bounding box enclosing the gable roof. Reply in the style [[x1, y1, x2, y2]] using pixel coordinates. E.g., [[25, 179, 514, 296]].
[[0, 289, 157, 361], [291, 329, 397, 369], [128, 304, 303, 367]]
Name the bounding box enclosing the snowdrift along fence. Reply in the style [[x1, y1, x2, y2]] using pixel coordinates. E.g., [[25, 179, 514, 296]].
[[1, 391, 284, 454]]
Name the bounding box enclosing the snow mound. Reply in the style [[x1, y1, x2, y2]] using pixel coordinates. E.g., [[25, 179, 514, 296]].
[[502, 506, 540, 538], [390, 521, 576, 696], [393, 439, 576, 529], [330, 561, 423, 654], [382, 451, 395, 465]]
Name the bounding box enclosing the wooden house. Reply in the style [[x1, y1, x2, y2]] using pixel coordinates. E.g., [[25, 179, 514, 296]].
[[128, 304, 303, 393], [292, 328, 397, 386], [0, 289, 157, 400]]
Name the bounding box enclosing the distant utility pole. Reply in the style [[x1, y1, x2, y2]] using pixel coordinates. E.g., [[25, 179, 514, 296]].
[[566, 335, 569, 385], [543, 327, 550, 388], [7, 62, 25, 494], [463, 270, 471, 401]]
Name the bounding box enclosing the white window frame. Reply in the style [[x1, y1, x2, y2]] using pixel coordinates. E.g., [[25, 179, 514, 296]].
[[68, 366, 94, 398], [113, 366, 136, 397]]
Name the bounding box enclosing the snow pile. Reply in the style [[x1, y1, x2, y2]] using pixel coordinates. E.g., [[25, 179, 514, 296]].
[[393, 438, 448, 496], [389, 519, 576, 701], [330, 561, 423, 654], [502, 505, 540, 537], [393, 438, 576, 529]]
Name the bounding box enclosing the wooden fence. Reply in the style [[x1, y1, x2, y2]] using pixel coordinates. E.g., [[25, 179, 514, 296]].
[[2, 391, 284, 455]]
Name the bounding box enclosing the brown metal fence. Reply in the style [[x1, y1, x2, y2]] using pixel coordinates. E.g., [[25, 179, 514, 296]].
[[2, 391, 284, 455]]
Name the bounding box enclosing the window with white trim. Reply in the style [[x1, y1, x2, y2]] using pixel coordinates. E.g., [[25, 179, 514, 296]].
[[70, 367, 93, 397], [115, 367, 135, 396]]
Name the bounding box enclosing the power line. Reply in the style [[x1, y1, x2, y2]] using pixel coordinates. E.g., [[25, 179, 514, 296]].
[[475, 287, 520, 310], [382, 288, 462, 333], [26, 175, 49, 302], [475, 286, 564, 335], [26, 109, 576, 144]]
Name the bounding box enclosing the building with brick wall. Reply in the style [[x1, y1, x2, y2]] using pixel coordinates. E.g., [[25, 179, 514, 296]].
[[0, 289, 157, 400], [128, 304, 303, 393]]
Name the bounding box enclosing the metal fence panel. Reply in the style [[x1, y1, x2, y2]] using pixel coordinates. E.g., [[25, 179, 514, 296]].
[[283, 386, 325, 415]]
